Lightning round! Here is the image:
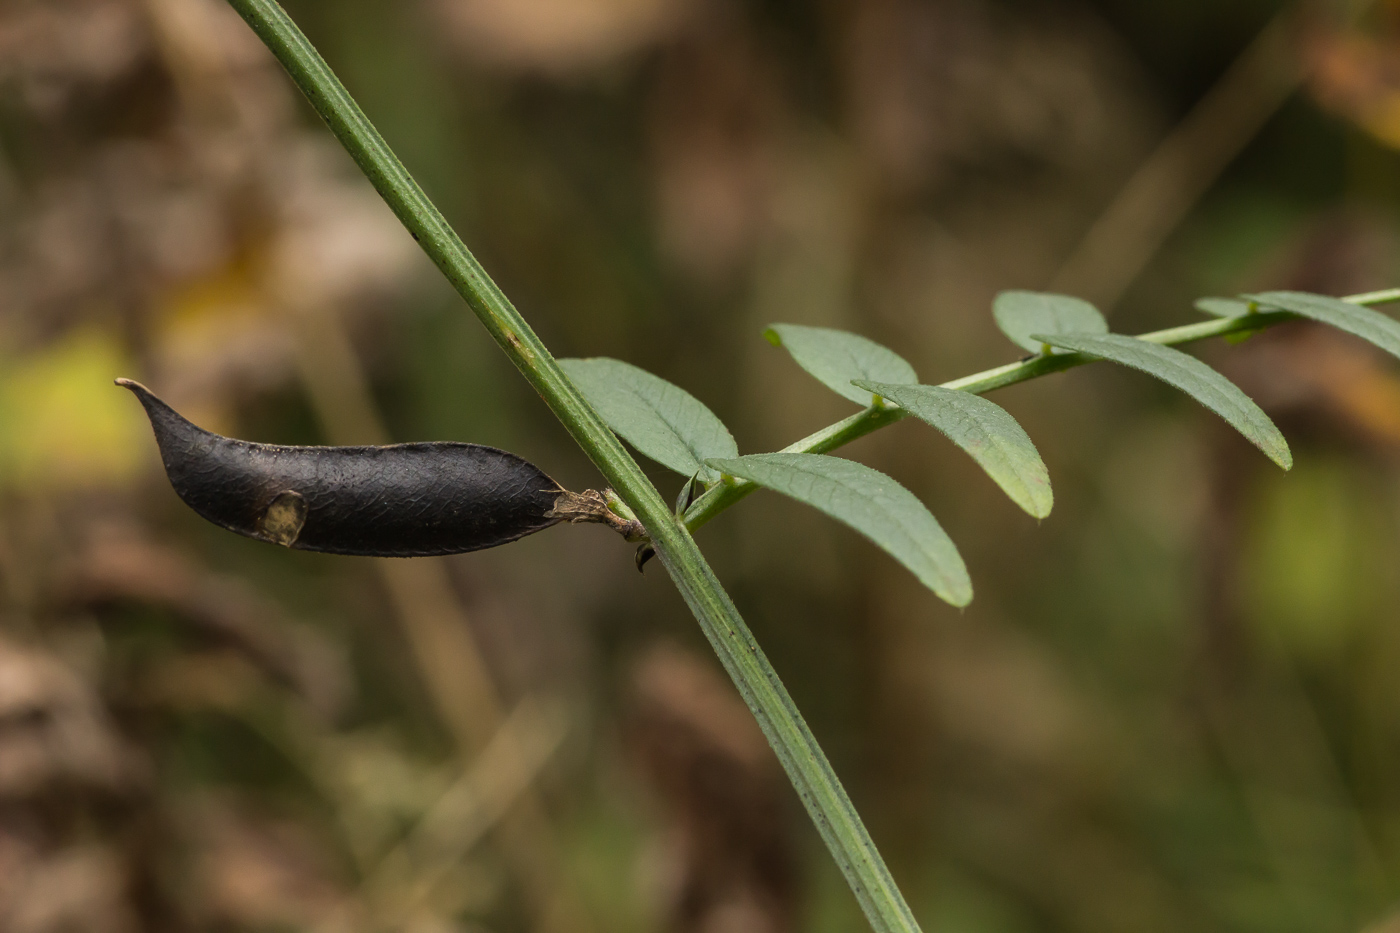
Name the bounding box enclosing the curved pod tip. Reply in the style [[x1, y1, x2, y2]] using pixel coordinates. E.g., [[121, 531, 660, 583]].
[[115, 378, 643, 557]]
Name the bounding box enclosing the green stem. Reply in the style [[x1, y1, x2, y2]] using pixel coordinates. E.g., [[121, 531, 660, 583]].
[[684, 292, 1400, 532], [223, 2, 923, 931]]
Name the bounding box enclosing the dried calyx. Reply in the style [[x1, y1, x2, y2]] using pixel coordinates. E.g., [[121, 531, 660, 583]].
[[117, 379, 646, 556]]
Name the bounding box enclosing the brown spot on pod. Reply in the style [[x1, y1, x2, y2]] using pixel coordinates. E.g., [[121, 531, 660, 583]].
[[117, 379, 644, 556], [256, 491, 309, 546]]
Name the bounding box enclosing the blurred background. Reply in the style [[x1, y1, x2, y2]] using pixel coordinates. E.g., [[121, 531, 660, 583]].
[[3, 0, 1400, 931]]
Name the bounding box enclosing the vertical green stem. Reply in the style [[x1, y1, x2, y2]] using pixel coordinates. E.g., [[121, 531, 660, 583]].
[[221, 2, 922, 930]]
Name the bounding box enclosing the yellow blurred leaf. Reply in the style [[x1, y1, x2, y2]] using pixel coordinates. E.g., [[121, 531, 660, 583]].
[[0, 331, 147, 491], [1242, 459, 1386, 658]]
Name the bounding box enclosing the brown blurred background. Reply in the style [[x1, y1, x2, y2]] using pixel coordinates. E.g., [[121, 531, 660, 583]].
[[4, 0, 1400, 931]]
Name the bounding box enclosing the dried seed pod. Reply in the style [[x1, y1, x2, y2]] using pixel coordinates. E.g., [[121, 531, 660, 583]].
[[118, 379, 643, 556]]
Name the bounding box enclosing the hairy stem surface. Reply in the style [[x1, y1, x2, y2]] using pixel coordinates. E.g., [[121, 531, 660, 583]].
[[222, 1, 922, 930]]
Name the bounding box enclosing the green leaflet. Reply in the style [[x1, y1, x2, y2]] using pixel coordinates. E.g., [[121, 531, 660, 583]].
[[993, 291, 1107, 354], [708, 453, 972, 607], [560, 358, 737, 483], [1195, 297, 1250, 318], [764, 324, 917, 407], [855, 381, 1052, 519], [1244, 290, 1400, 362], [1035, 332, 1292, 470]]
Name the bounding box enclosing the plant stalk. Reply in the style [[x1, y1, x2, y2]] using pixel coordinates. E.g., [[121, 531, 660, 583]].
[[683, 291, 1400, 532], [221, 1, 924, 930]]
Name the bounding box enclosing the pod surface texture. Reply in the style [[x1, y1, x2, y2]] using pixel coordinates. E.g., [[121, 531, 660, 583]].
[[119, 380, 565, 556]]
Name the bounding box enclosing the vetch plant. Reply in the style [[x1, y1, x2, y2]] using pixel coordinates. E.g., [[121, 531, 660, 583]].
[[122, 2, 1400, 930]]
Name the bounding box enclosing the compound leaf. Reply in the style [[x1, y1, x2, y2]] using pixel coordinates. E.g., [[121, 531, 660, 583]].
[[1035, 333, 1291, 470], [993, 291, 1107, 354], [707, 452, 971, 607], [764, 324, 916, 407], [561, 357, 736, 483], [855, 381, 1052, 519], [1244, 290, 1400, 362]]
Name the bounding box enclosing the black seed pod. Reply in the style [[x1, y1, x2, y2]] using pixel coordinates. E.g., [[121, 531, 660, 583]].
[[118, 379, 643, 556]]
